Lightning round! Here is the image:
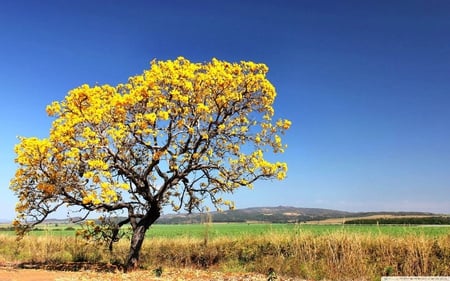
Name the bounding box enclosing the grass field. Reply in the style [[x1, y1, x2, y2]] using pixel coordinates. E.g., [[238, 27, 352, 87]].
[[1, 222, 449, 240], [1, 223, 450, 280], [2, 222, 450, 238]]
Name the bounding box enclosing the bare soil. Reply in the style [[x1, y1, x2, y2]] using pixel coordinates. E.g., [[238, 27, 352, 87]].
[[0, 263, 302, 280]]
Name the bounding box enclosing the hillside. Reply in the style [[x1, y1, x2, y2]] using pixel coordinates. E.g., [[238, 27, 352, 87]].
[[6, 206, 435, 226], [156, 206, 435, 224]]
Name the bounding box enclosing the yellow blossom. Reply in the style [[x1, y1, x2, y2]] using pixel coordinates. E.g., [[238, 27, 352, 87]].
[[157, 111, 169, 120], [197, 103, 210, 114]]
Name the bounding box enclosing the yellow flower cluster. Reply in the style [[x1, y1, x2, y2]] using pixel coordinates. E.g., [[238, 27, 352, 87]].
[[36, 182, 56, 194], [82, 192, 101, 205]]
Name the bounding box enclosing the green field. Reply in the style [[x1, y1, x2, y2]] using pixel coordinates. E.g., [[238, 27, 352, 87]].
[[150, 223, 450, 238], [1, 222, 450, 238]]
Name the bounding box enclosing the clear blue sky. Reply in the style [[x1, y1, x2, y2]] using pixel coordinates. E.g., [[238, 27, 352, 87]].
[[1, 0, 450, 220]]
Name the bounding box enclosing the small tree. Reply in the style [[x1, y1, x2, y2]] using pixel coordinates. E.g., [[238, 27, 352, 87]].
[[10, 57, 290, 271]]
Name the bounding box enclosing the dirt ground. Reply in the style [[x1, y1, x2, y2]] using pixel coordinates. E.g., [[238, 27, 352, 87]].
[[0, 267, 259, 281], [0, 265, 303, 281]]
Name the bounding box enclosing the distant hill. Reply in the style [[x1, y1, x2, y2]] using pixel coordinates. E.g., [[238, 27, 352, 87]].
[[156, 206, 436, 224], [35, 217, 83, 224], [1, 207, 436, 225]]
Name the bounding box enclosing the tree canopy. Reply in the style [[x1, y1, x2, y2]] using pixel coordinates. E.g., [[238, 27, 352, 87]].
[[10, 57, 290, 269]]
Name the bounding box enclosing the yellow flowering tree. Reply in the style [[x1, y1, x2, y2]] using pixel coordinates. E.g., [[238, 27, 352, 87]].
[[10, 57, 290, 271]]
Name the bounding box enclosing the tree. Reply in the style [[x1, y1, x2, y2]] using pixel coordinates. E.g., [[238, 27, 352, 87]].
[[10, 57, 291, 271]]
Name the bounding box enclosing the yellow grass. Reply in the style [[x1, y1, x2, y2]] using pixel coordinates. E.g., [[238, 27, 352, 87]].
[[1, 229, 450, 280]]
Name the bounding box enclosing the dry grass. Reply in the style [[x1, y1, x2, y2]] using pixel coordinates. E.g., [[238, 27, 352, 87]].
[[1, 229, 450, 280]]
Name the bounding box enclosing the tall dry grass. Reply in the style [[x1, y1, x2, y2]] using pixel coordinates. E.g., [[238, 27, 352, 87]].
[[1, 229, 449, 280]]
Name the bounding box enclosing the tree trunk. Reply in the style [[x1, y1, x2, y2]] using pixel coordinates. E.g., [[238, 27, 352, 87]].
[[125, 205, 160, 272]]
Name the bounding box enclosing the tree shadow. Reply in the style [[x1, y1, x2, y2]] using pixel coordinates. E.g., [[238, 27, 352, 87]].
[[15, 261, 123, 272]]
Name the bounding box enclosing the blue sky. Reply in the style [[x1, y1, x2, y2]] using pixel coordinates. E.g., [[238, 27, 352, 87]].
[[1, 0, 450, 220]]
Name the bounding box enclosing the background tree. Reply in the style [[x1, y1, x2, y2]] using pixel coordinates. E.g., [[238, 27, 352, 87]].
[[10, 57, 291, 271]]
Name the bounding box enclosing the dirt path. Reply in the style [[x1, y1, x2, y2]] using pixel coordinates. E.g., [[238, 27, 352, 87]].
[[0, 268, 77, 281], [0, 266, 287, 281]]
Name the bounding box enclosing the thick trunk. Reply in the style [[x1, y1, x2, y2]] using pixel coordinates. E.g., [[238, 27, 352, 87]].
[[125, 205, 160, 271]]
